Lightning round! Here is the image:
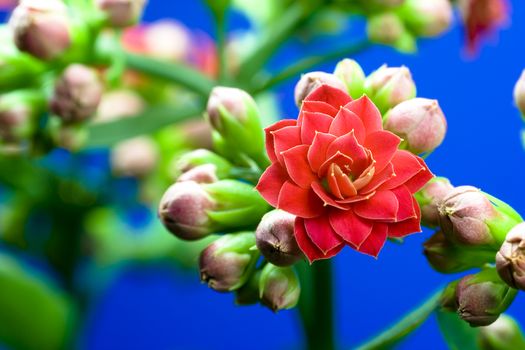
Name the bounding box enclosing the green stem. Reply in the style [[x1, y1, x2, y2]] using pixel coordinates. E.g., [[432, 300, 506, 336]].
[[216, 11, 229, 84], [355, 288, 443, 350], [250, 40, 371, 94], [297, 259, 336, 350]]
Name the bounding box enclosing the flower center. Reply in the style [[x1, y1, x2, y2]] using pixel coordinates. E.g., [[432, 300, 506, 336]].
[[324, 159, 376, 200]]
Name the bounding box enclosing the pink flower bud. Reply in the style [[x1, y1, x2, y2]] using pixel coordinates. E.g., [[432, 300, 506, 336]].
[[417, 177, 454, 227], [50, 64, 103, 124], [478, 315, 525, 350], [385, 98, 447, 154], [95, 90, 145, 123], [496, 222, 525, 290], [259, 264, 300, 312], [333, 59, 366, 99], [294, 72, 346, 107], [96, 0, 148, 28], [255, 210, 302, 267], [143, 20, 190, 61], [177, 164, 218, 184], [401, 0, 453, 37], [9, 0, 71, 60], [0, 105, 31, 143], [367, 13, 406, 45], [206, 87, 249, 131], [158, 181, 217, 240], [365, 65, 417, 112], [438, 186, 501, 246], [514, 70, 525, 118], [111, 137, 158, 178]]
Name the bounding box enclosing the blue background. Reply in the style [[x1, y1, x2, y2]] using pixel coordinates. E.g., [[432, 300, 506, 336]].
[[39, 1, 525, 349]]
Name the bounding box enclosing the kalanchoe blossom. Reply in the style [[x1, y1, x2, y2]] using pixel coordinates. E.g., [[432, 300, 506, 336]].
[[416, 177, 454, 228], [256, 85, 433, 262], [384, 98, 447, 154], [458, 0, 509, 53], [294, 72, 347, 107], [496, 222, 525, 291], [9, 0, 71, 61], [513, 70, 525, 118]]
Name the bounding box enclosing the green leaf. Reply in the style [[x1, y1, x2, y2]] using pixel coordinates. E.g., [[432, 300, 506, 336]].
[[436, 309, 480, 350]]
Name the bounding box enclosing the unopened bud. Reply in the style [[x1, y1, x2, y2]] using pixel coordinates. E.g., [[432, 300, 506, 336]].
[[385, 98, 447, 154], [456, 271, 517, 327], [478, 314, 525, 350], [255, 210, 302, 267], [50, 64, 103, 124], [206, 87, 265, 164], [172, 149, 232, 181], [95, 0, 148, 28], [294, 72, 346, 107], [496, 222, 525, 290], [514, 70, 525, 119], [9, 0, 71, 60], [416, 177, 454, 227], [95, 90, 145, 123], [333, 59, 366, 99], [399, 0, 453, 37], [0, 90, 44, 143], [177, 164, 218, 184], [366, 13, 416, 54], [111, 136, 158, 178], [259, 264, 300, 312], [365, 65, 416, 113], [199, 232, 258, 292], [143, 20, 190, 61], [235, 271, 260, 305], [438, 186, 521, 247]]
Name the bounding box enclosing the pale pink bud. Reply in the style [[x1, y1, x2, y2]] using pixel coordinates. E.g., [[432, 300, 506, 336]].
[[385, 98, 447, 154], [496, 222, 525, 290], [514, 70, 525, 117], [50, 64, 103, 123], [111, 136, 158, 178], [402, 0, 453, 37], [9, 0, 71, 60], [143, 20, 190, 61], [417, 177, 455, 227], [365, 65, 417, 112], [96, 0, 148, 28], [95, 90, 145, 123], [294, 72, 347, 107], [0, 105, 32, 143], [206, 86, 249, 131], [177, 164, 218, 184]]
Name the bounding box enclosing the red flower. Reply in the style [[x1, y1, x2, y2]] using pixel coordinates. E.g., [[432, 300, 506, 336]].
[[459, 0, 509, 53], [256, 85, 433, 262]]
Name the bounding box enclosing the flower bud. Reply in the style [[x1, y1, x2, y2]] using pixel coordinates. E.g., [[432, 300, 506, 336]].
[[294, 72, 346, 107], [478, 314, 525, 350], [172, 149, 232, 181], [259, 263, 300, 312], [456, 271, 517, 327], [206, 87, 265, 164], [366, 13, 416, 54], [384, 98, 447, 154], [416, 177, 454, 227], [50, 64, 103, 124], [424, 230, 494, 273], [199, 232, 258, 292], [0, 90, 44, 143], [47, 118, 88, 151], [513, 70, 525, 119], [9, 0, 71, 60], [255, 210, 302, 267], [177, 164, 218, 184], [496, 222, 525, 290], [94, 90, 145, 123], [143, 20, 190, 61], [365, 65, 417, 113], [399, 0, 453, 37], [95, 0, 148, 28], [333, 59, 366, 99], [235, 271, 260, 305], [111, 136, 158, 178], [438, 186, 521, 247]]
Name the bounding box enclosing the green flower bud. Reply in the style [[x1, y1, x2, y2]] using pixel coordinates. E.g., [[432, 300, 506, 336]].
[[366, 13, 416, 54], [423, 230, 494, 273], [255, 210, 302, 267], [199, 232, 258, 292], [365, 64, 417, 113], [333, 59, 366, 99], [478, 314, 525, 350], [416, 177, 454, 228], [438, 187, 522, 248], [111, 136, 158, 178], [496, 222, 525, 290], [95, 0, 148, 28], [398, 0, 453, 37], [259, 264, 300, 312], [206, 87, 265, 165], [0, 90, 44, 144], [294, 71, 347, 107], [48, 118, 89, 151], [456, 269, 518, 327], [172, 149, 232, 181], [514, 70, 525, 120]]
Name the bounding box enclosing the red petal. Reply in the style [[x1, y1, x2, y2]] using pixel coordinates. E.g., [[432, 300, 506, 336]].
[[379, 150, 427, 191], [272, 125, 302, 164], [278, 181, 325, 218], [307, 132, 337, 173], [357, 223, 388, 257], [329, 209, 373, 247], [282, 145, 317, 188], [329, 108, 366, 143], [300, 111, 333, 144], [304, 85, 352, 109], [265, 119, 297, 163], [294, 218, 344, 263], [336, 192, 376, 204], [353, 190, 399, 221], [344, 96, 382, 135], [403, 156, 434, 193], [311, 181, 348, 210], [388, 197, 422, 237], [327, 131, 368, 174], [391, 185, 417, 221], [359, 163, 395, 194], [318, 151, 354, 178], [304, 216, 343, 253], [300, 101, 339, 121], [364, 131, 401, 173], [256, 163, 288, 207]]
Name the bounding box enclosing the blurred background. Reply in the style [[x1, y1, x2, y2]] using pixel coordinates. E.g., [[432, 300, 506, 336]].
[[1, 1, 525, 349]]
